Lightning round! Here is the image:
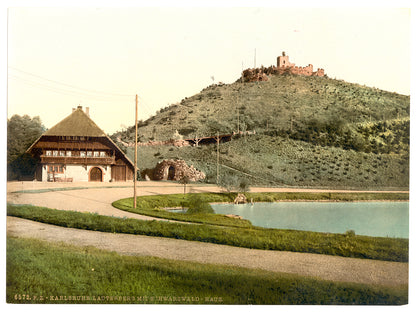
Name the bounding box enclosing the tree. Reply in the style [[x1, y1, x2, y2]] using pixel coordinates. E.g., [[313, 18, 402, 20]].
[[218, 174, 238, 193], [179, 175, 191, 196], [7, 114, 45, 180], [218, 172, 251, 193]]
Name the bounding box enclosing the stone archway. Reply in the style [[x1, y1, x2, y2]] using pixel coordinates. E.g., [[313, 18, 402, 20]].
[[89, 167, 103, 182], [153, 159, 205, 182]]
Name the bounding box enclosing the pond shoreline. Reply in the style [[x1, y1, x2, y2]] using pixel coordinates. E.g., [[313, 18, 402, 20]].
[[160, 199, 409, 211], [212, 199, 409, 204], [212, 201, 409, 239]]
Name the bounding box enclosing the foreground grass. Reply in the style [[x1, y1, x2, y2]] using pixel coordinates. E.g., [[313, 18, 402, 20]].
[[6, 237, 408, 304], [7, 203, 408, 262], [112, 192, 409, 226]]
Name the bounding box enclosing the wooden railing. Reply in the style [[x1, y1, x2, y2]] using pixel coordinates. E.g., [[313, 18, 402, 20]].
[[40, 155, 116, 165]]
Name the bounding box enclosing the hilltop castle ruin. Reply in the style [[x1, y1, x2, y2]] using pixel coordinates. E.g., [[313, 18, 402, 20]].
[[243, 52, 325, 82]]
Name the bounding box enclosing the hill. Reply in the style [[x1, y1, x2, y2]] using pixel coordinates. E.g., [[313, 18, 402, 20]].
[[110, 74, 410, 189]]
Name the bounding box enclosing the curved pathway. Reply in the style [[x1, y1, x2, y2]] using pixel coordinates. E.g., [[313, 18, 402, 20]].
[[7, 181, 191, 221], [7, 216, 408, 287], [6, 181, 409, 287]]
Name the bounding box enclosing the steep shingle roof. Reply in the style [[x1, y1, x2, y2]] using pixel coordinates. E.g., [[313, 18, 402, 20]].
[[43, 108, 106, 137], [26, 107, 135, 169]]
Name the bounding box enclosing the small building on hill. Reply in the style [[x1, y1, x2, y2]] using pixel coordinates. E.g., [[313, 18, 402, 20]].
[[27, 106, 135, 182]]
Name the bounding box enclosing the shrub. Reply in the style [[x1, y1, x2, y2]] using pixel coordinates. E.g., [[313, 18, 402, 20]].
[[238, 179, 251, 193], [218, 174, 238, 192], [345, 230, 356, 237], [183, 194, 214, 214]]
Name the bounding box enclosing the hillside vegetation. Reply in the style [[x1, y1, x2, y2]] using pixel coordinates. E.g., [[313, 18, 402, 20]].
[[111, 74, 410, 189]]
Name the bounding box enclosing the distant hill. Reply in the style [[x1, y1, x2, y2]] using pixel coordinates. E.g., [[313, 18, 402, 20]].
[[110, 74, 410, 189]]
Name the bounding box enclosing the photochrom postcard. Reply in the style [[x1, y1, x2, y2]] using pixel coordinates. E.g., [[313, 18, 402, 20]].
[[5, 1, 412, 307]]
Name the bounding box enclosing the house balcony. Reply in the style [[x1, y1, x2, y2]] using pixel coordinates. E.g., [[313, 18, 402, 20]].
[[40, 155, 116, 165]]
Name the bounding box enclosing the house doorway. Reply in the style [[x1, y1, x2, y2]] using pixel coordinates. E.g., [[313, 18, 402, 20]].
[[111, 165, 126, 181], [89, 167, 103, 182]]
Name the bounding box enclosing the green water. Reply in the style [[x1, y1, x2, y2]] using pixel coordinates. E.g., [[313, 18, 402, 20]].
[[211, 201, 409, 238]]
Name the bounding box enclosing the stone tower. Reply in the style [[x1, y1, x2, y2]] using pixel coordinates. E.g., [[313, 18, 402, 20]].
[[277, 51, 293, 68]]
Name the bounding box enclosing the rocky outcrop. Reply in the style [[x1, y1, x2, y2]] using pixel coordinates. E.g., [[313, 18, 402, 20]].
[[225, 214, 243, 219], [242, 68, 269, 82], [234, 193, 247, 204], [153, 159, 205, 182]]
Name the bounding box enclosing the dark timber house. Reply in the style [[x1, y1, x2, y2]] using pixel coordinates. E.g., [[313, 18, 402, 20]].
[[27, 106, 134, 182]]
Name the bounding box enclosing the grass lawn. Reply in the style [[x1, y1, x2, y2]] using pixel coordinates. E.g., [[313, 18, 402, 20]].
[[6, 237, 408, 305], [7, 203, 408, 262]]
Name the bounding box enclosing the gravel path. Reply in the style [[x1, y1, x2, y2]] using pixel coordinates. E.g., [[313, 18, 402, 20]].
[[7, 182, 190, 221], [7, 216, 408, 287], [6, 181, 409, 287]]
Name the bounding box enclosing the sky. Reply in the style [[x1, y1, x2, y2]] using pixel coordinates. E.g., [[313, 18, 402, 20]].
[[5, 2, 413, 134]]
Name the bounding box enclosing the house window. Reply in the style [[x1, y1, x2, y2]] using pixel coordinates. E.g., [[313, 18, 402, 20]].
[[80, 151, 86, 157], [100, 151, 106, 157], [59, 150, 65, 156], [93, 151, 100, 157], [53, 150, 58, 156], [66, 151, 72, 157], [87, 151, 93, 157], [45, 150, 52, 156], [48, 165, 64, 173]]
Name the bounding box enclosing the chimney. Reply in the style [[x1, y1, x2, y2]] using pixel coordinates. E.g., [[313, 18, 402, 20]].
[[72, 108, 76, 113], [85, 107, 90, 117], [77, 105, 83, 110]]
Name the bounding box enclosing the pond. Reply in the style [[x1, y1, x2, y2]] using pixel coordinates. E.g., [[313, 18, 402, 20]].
[[211, 201, 409, 238]]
